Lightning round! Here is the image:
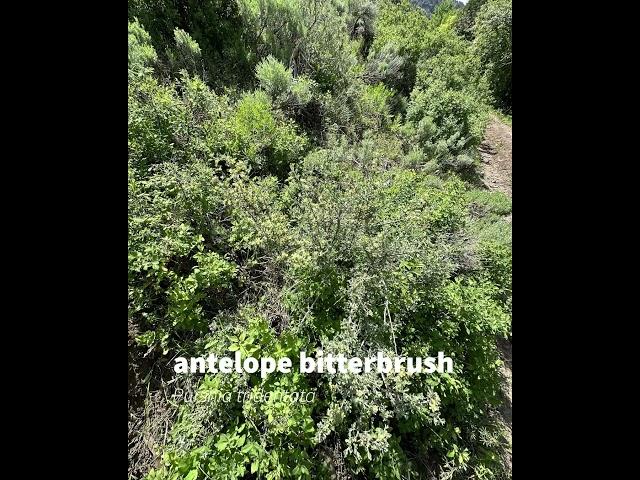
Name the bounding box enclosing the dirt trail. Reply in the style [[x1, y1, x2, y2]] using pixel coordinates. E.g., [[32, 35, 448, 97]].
[[480, 116, 512, 199], [480, 114, 512, 473]]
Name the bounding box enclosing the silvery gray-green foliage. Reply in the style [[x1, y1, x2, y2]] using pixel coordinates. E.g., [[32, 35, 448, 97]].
[[256, 56, 294, 99], [168, 29, 204, 78], [364, 43, 406, 88], [129, 19, 158, 79]]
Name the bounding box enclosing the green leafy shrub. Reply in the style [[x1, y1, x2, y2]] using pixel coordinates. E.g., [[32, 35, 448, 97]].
[[370, 0, 432, 94], [256, 55, 293, 99], [456, 0, 489, 39], [473, 0, 512, 111], [364, 43, 406, 91], [128, 76, 187, 168], [358, 83, 394, 131], [128, 10, 512, 480], [128, 0, 252, 87], [219, 91, 307, 177], [167, 28, 203, 78], [465, 189, 512, 216], [129, 19, 158, 79], [238, 0, 305, 65], [477, 241, 512, 306], [407, 83, 487, 159], [128, 161, 236, 352]]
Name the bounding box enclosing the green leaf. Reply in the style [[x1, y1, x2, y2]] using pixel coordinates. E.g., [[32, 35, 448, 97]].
[[215, 438, 228, 451]]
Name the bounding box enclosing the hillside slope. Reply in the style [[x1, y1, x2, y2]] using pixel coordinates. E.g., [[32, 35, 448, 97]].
[[410, 0, 465, 13]]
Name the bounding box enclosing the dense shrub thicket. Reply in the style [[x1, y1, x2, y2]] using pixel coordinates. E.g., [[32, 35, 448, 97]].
[[128, 1, 512, 479]]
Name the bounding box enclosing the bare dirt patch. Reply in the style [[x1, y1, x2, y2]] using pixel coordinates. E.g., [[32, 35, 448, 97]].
[[480, 115, 512, 198]]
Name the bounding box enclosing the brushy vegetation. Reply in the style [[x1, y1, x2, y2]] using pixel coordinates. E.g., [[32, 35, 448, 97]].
[[128, 1, 512, 479]]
